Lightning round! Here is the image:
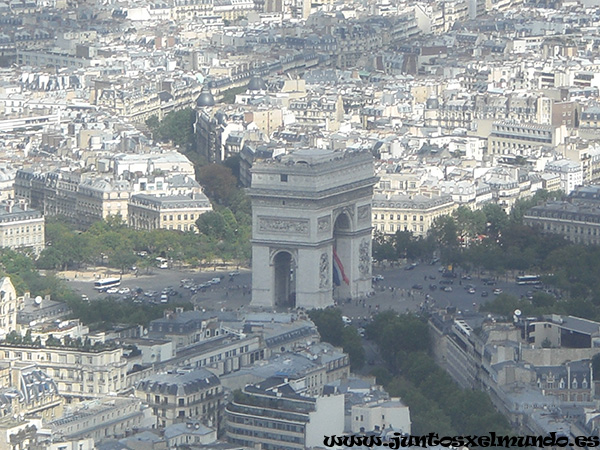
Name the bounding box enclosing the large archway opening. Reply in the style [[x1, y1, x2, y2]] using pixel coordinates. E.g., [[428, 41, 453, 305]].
[[333, 213, 352, 301], [273, 251, 296, 308]]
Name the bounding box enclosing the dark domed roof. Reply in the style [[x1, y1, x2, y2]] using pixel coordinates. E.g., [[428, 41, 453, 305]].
[[247, 76, 267, 91], [196, 87, 215, 107]]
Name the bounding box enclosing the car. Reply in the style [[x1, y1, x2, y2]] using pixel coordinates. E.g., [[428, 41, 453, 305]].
[[461, 275, 472, 280], [228, 271, 240, 277], [210, 277, 222, 285], [160, 294, 168, 303], [485, 280, 497, 286], [429, 284, 438, 291], [106, 287, 119, 294], [430, 258, 440, 265], [404, 264, 415, 271], [81, 294, 88, 301], [493, 288, 503, 295], [443, 286, 453, 292], [481, 291, 489, 297], [412, 284, 423, 290], [468, 288, 476, 294], [358, 328, 366, 337], [342, 316, 352, 325], [428, 275, 436, 280], [374, 274, 384, 281], [118, 287, 131, 295], [439, 279, 453, 285]]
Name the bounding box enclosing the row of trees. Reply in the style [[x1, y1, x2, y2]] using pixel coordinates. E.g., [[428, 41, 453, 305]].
[[366, 312, 512, 436], [373, 190, 564, 264], [36, 216, 248, 272]]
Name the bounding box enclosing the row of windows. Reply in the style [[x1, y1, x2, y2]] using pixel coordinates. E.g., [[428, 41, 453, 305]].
[[162, 224, 195, 231], [227, 425, 303, 442], [3, 225, 42, 234], [374, 224, 424, 232], [374, 214, 424, 221], [228, 415, 303, 433], [542, 379, 588, 389], [162, 213, 196, 221], [3, 235, 43, 245]]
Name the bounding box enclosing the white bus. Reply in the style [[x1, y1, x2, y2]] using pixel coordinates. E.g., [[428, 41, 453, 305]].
[[516, 275, 541, 285], [94, 277, 121, 291]]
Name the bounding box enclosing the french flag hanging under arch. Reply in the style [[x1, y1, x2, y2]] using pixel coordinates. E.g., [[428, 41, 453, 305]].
[[332, 248, 349, 286]]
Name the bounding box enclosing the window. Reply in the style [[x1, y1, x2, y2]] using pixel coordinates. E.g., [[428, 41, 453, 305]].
[[280, 174, 288, 182]]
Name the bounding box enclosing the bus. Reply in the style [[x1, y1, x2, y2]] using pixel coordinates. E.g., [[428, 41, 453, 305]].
[[516, 275, 541, 285], [94, 277, 121, 291]]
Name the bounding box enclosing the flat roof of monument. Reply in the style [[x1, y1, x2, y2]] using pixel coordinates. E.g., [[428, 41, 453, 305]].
[[280, 148, 339, 165]]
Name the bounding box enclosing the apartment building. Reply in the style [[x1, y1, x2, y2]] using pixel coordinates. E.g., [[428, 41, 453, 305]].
[[76, 178, 131, 227], [350, 398, 411, 434], [288, 95, 344, 132], [225, 379, 344, 450], [135, 368, 223, 428], [524, 201, 600, 245], [0, 277, 18, 338], [147, 310, 226, 349], [128, 193, 212, 232], [523, 186, 600, 245], [487, 121, 557, 156], [372, 193, 456, 237], [0, 200, 44, 254], [545, 159, 583, 194], [0, 363, 64, 422], [0, 344, 127, 399], [48, 397, 144, 442]]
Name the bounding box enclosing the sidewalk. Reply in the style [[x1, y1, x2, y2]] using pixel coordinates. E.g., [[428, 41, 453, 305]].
[[56, 268, 145, 283]]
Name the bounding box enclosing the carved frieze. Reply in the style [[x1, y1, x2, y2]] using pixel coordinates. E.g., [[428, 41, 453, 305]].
[[258, 217, 309, 235]]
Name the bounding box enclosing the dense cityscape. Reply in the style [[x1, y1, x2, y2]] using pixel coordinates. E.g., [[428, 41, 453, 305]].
[[2, 0, 600, 448]]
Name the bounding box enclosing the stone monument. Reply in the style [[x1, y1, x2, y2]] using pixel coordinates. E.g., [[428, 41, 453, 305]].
[[249, 149, 377, 309]]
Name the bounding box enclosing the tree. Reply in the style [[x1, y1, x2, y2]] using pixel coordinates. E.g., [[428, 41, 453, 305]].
[[430, 215, 459, 248], [197, 164, 238, 206], [308, 308, 365, 369], [481, 204, 509, 237], [146, 108, 196, 149]]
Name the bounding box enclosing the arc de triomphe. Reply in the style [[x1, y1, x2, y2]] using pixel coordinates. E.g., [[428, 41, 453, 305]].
[[249, 149, 378, 309]]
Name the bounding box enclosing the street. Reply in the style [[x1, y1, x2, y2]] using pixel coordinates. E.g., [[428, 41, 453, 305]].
[[65, 262, 537, 321]]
